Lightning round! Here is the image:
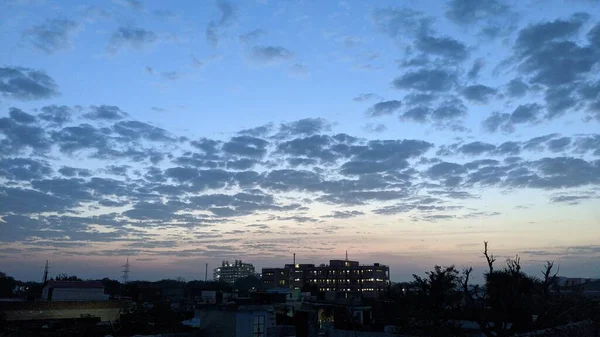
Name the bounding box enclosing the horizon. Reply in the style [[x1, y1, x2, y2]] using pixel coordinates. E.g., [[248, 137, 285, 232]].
[[1, 0, 599, 284]]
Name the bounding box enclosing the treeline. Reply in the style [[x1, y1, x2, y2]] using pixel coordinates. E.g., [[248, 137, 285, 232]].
[[385, 242, 600, 337], [0, 272, 263, 299]]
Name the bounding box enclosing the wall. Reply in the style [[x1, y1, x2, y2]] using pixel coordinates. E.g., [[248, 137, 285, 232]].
[[236, 310, 270, 337], [1, 301, 128, 321], [195, 309, 237, 337], [514, 321, 597, 337], [42, 287, 105, 301]]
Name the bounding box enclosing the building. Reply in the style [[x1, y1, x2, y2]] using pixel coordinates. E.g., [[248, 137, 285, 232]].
[[194, 305, 275, 337], [262, 258, 390, 298], [214, 260, 256, 284], [41, 281, 106, 301]]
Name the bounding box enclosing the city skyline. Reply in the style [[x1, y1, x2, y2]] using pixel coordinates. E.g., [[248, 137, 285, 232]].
[[1, 0, 600, 282]]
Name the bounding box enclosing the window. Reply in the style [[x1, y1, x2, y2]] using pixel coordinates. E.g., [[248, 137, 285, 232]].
[[253, 315, 265, 337]]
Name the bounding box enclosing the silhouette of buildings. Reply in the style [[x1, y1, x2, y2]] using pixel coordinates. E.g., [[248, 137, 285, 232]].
[[262, 258, 390, 298], [214, 260, 256, 284]]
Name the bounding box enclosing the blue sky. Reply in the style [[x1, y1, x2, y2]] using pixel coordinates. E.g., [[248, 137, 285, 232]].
[[1, 0, 599, 282]]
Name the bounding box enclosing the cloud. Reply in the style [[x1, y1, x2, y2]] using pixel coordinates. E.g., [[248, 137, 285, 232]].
[[392, 69, 457, 92], [0, 111, 50, 154], [239, 29, 266, 43], [366, 100, 402, 117], [353, 93, 379, 102], [431, 97, 467, 121], [106, 26, 157, 54], [0, 158, 52, 181], [22, 19, 79, 54], [482, 103, 543, 133], [289, 63, 308, 77], [458, 141, 496, 155], [250, 46, 294, 63], [363, 123, 387, 133], [0, 66, 60, 101], [506, 78, 529, 98], [58, 166, 92, 177], [462, 84, 497, 103], [321, 210, 364, 219], [206, 0, 236, 47], [372, 7, 431, 38], [38, 105, 73, 126], [467, 58, 485, 79], [446, 0, 509, 25], [161, 71, 180, 81], [222, 136, 269, 158], [238, 123, 274, 137], [9, 107, 36, 124], [401, 106, 430, 123], [547, 137, 571, 152], [414, 34, 469, 62], [114, 0, 143, 11], [112, 121, 174, 142], [278, 118, 331, 137], [84, 105, 128, 120]]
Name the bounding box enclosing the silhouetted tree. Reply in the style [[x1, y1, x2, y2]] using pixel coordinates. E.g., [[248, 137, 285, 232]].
[[54, 274, 82, 281], [0, 272, 16, 298], [100, 278, 121, 297], [406, 265, 464, 337], [462, 242, 581, 337]]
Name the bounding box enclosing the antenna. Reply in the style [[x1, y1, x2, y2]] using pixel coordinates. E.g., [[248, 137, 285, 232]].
[[121, 258, 130, 284], [205, 263, 208, 282], [345, 250, 348, 261], [42, 260, 49, 284]]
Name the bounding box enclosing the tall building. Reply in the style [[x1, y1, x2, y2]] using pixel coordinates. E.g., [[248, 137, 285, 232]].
[[262, 258, 390, 298], [214, 260, 256, 284]]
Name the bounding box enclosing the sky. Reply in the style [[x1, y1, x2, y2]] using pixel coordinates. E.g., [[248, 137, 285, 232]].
[[0, 0, 599, 283]]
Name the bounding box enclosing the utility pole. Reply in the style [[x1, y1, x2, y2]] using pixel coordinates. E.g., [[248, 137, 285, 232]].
[[42, 260, 49, 284], [205, 263, 208, 282]]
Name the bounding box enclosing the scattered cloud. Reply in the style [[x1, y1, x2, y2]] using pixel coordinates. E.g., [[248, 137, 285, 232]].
[[250, 46, 294, 63], [206, 0, 236, 47], [22, 19, 79, 54], [239, 29, 266, 44], [106, 26, 157, 54]]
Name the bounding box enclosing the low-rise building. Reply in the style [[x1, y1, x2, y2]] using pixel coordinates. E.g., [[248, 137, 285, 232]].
[[262, 259, 390, 298], [214, 260, 256, 284], [194, 305, 275, 337], [41, 281, 106, 302]]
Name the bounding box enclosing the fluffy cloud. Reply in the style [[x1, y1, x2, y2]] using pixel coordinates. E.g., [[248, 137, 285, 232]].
[[366, 100, 402, 117], [393, 69, 457, 92], [0, 66, 60, 101]]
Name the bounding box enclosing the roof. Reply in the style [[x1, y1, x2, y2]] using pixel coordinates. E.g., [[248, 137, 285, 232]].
[[46, 281, 105, 289]]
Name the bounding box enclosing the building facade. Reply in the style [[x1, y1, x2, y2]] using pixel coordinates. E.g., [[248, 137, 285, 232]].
[[262, 259, 390, 298], [41, 281, 106, 301], [214, 260, 256, 284]]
